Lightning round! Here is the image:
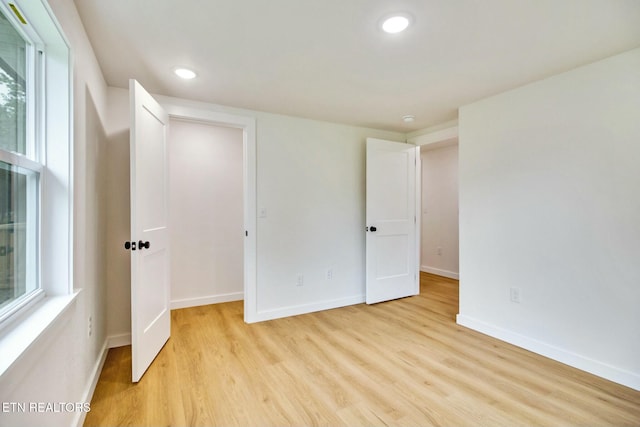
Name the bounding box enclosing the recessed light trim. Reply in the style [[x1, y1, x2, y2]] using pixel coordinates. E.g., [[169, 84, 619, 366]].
[[174, 67, 197, 79], [381, 14, 411, 34]]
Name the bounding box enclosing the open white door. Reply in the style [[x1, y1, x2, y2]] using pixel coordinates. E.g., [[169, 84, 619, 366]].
[[129, 79, 171, 382], [366, 138, 420, 304]]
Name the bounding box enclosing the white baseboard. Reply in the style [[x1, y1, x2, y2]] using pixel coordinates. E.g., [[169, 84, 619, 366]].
[[171, 292, 244, 310], [74, 340, 109, 427], [421, 265, 459, 280], [248, 295, 365, 323], [456, 314, 640, 391], [107, 333, 131, 348]]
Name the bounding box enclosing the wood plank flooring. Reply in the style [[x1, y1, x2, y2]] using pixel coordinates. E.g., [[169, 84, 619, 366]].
[[84, 273, 640, 426]]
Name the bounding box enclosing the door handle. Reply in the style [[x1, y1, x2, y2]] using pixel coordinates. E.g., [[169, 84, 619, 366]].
[[138, 240, 150, 250], [125, 241, 136, 251], [370, 226, 377, 232]]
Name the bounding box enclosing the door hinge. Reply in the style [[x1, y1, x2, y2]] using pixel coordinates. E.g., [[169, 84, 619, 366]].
[[245, 230, 248, 237]]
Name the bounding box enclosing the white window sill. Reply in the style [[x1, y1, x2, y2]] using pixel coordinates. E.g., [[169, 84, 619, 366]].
[[0, 291, 80, 380]]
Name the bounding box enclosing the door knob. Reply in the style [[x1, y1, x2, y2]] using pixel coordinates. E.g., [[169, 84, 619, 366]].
[[370, 226, 377, 232], [124, 241, 136, 251], [138, 240, 150, 250]]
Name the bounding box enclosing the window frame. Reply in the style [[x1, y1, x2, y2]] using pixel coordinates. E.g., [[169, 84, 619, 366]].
[[0, 3, 45, 325], [0, 0, 72, 331]]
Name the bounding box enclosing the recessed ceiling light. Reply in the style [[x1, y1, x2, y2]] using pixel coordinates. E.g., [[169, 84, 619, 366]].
[[174, 67, 197, 79], [402, 115, 416, 123], [382, 15, 411, 34]]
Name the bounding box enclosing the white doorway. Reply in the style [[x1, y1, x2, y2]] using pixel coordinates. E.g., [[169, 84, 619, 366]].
[[168, 119, 244, 308], [161, 104, 257, 323], [410, 126, 459, 281], [419, 143, 459, 279]]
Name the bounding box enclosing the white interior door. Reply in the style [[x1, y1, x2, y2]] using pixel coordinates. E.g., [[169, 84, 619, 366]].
[[129, 79, 171, 382], [366, 138, 420, 304]]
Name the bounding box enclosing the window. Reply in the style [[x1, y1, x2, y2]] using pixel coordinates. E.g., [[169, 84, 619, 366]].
[[0, 0, 71, 372], [0, 0, 72, 333], [0, 6, 43, 323]]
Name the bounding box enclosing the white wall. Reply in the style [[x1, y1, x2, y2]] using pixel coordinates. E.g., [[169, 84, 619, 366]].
[[254, 113, 402, 317], [420, 144, 459, 279], [104, 87, 131, 344], [0, 0, 110, 425], [457, 48, 640, 390], [105, 89, 405, 336], [169, 119, 244, 308]]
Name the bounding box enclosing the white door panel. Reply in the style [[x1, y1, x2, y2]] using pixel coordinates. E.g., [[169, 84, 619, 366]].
[[130, 79, 171, 382], [366, 138, 419, 304]]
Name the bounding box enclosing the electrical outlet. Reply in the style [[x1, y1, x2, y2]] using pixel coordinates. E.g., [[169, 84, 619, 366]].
[[88, 316, 93, 337], [297, 275, 304, 286], [437, 247, 442, 256], [326, 269, 333, 280], [510, 287, 521, 304]]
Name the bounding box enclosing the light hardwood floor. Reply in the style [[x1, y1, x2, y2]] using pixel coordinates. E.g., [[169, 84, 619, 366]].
[[85, 273, 640, 426]]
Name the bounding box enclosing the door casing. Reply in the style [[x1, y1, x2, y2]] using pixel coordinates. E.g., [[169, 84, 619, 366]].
[[160, 102, 258, 323]]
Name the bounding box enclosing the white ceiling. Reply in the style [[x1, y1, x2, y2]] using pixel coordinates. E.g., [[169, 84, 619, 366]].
[[73, 0, 640, 132]]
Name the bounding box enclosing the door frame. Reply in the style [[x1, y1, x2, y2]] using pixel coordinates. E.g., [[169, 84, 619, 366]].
[[160, 102, 258, 323], [408, 123, 459, 281]]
